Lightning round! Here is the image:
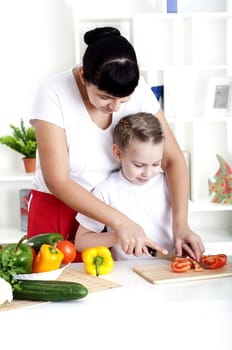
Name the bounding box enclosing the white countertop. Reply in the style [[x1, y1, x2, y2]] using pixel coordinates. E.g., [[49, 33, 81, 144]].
[[1, 259, 232, 350]]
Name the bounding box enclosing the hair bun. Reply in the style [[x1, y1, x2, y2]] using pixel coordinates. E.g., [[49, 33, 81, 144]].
[[84, 27, 121, 46]]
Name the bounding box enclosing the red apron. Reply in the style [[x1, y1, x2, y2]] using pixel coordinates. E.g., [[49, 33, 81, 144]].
[[27, 189, 82, 262]]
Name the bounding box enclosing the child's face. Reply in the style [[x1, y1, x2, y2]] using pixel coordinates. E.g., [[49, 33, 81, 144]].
[[114, 139, 164, 185]]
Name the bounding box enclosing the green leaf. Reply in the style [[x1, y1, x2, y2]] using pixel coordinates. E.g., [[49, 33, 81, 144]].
[[0, 118, 37, 158], [0, 249, 23, 292]]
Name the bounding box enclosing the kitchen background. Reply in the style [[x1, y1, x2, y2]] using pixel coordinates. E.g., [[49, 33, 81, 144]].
[[0, 0, 232, 253]]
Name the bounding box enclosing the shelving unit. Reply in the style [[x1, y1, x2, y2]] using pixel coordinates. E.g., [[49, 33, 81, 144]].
[[0, 171, 33, 233], [1, 0, 231, 250], [72, 0, 232, 250]]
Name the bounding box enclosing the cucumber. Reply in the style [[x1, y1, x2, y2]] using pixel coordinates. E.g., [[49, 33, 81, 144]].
[[13, 280, 88, 302], [27, 233, 64, 253]]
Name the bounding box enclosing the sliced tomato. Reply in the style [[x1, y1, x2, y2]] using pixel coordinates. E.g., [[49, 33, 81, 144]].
[[171, 257, 192, 273], [200, 254, 227, 269], [200, 255, 218, 269], [217, 254, 227, 266], [188, 258, 203, 272]]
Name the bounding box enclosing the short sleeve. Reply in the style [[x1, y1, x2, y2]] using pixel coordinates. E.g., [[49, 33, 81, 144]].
[[29, 79, 64, 128]]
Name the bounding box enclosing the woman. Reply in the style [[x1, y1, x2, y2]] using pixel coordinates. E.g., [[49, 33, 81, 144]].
[[28, 26, 204, 261]]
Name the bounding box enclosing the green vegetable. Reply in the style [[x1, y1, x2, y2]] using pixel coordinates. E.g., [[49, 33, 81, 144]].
[[27, 233, 64, 253], [0, 238, 28, 292], [13, 280, 88, 302], [2, 235, 33, 274]]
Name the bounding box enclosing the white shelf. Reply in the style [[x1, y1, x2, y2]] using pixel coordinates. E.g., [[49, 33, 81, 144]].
[[0, 170, 34, 182], [167, 115, 232, 123], [0, 228, 26, 244], [200, 229, 232, 255], [191, 199, 232, 212]]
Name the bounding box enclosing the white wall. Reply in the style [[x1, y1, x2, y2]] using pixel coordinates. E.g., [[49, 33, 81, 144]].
[[0, 0, 228, 169], [0, 0, 76, 169]]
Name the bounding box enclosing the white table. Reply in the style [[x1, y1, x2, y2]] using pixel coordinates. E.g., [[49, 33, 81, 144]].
[[1, 259, 232, 350]]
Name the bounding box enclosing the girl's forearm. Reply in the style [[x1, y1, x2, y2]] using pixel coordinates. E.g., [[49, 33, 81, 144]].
[[75, 228, 117, 252]]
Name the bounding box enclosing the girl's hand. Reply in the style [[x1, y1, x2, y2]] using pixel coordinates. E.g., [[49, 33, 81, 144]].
[[115, 219, 167, 257], [173, 225, 205, 261]]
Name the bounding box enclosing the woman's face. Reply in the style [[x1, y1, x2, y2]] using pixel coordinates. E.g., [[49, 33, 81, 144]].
[[113, 139, 164, 186], [86, 83, 131, 114]]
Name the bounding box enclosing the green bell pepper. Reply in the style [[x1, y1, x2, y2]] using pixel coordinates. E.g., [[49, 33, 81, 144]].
[[2, 235, 33, 274]]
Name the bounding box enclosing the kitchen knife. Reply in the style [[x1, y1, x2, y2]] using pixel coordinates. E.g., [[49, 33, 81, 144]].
[[147, 246, 209, 269], [147, 247, 175, 261]]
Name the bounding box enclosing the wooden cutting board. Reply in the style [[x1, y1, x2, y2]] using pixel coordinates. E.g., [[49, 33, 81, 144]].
[[133, 261, 232, 284]]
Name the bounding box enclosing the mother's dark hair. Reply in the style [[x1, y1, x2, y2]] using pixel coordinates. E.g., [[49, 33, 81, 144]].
[[82, 27, 139, 97]]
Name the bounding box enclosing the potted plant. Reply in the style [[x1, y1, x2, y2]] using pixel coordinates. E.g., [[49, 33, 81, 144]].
[[0, 118, 37, 173]]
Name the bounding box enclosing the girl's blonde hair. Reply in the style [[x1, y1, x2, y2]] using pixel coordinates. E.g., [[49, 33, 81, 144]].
[[113, 112, 165, 150]]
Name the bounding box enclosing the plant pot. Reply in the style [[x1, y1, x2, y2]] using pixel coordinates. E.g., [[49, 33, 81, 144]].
[[22, 157, 36, 173]]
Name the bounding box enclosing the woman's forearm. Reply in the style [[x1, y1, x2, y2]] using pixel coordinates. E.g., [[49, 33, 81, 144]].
[[155, 109, 190, 226], [165, 155, 189, 227], [50, 178, 131, 230]]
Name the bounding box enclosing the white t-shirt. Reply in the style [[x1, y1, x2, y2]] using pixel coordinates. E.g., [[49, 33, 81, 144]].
[[77, 171, 173, 260], [30, 68, 160, 193]]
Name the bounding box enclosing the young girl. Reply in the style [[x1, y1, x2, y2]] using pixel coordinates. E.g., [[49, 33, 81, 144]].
[[75, 112, 174, 259]]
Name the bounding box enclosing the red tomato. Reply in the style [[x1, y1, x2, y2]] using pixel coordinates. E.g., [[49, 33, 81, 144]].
[[56, 240, 76, 264], [217, 254, 227, 266], [188, 258, 203, 272], [30, 246, 37, 261], [171, 257, 192, 273], [200, 254, 227, 269]]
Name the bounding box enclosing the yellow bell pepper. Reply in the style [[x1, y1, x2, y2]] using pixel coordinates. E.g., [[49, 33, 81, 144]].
[[32, 244, 64, 273], [81, 246, 114, 276]]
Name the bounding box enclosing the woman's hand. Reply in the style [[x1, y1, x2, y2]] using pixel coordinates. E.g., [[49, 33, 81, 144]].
[[115, 219, 168, 257], [173, 224, 205, 261]]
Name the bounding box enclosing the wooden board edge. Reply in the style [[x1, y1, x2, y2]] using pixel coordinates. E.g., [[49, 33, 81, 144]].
[[133, 266, 232, 284]]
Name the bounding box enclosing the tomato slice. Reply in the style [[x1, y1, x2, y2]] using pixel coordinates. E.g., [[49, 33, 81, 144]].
[[171, 253, 227, 273], [188, 258, 203, 272], [214, 254, 227, 268], [171, 257, 192, 273], [217, 254, 227, 265], [200, 255, 218, 269], [200, 254, 227, 269]]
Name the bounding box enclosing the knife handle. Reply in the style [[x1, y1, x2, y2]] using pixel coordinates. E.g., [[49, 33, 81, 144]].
[[146, 246, 157, 257]]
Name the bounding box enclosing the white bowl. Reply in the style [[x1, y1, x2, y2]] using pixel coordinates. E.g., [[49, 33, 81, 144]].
[[14, 264, 70, 281]]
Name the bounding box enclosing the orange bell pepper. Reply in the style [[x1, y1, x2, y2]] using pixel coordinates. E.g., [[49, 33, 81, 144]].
[[32, 244, 64, 273]]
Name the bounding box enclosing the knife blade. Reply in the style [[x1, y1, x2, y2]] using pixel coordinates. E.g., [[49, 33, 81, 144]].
[[147, 246, 209, 269], [147, 247, 175, 261]]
